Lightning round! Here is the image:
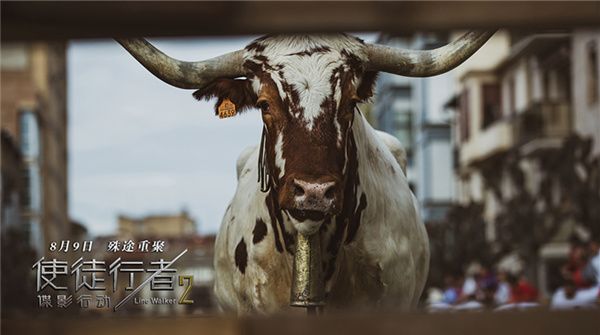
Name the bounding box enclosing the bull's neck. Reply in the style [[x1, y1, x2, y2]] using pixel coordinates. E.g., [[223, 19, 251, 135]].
[[351, 112, 394, 190]]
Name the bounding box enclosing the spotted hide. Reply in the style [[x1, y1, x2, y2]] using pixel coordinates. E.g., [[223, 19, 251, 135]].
[[212, 35, 429, 314]]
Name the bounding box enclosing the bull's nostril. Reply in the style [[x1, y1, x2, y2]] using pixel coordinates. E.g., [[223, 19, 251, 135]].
[[294, 184, 305, 197], [324, 187, 335, 200]]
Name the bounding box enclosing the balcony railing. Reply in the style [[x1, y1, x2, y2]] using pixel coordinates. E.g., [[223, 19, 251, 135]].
[[460, 119, 514, 166], [513, 101, 571, 149]]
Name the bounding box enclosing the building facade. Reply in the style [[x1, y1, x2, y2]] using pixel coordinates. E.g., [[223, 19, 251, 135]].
[[451, 29, 600, 295], [118, 210, 197, 239], [109, 211, 216, 314], [1, 42, 69, 256], [572, 29, 600, 155], [373, 33, 457, 224]]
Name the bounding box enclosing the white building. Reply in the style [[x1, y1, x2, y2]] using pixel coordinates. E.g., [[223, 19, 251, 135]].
[[451, 29, 600, 295], [373, 33, 457, 224], [572, 29, 600, 155]]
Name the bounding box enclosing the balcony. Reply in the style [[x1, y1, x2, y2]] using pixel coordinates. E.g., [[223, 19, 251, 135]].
[[460, 119, 514, 167], [458, 101, 572, 167], [513, 101, 571, 155]]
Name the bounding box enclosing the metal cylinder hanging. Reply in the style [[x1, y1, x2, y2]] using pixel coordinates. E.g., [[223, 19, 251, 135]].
[[290, 232, 326, 308]]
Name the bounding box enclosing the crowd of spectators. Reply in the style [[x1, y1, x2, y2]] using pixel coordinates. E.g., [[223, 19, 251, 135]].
[[426, 240, 600, 312], [551, 240, 600, 310]]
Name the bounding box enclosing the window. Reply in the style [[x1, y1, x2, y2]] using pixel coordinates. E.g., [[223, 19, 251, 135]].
[[587, 41, 598, 106], [19, 110, 42, 212], [0, 44, 29, 70], [508, 77, 516, 115], [20, 111, 41, 158], [542, 71, 550, 101], [19, 110, 44, 251], [525, 60, 533, 105], [481, 83, 501, 129], [459, 89, 470, 141], [21, 166, 41, 212], [391, 85, 412, 99], [394, 111, 413, 157]]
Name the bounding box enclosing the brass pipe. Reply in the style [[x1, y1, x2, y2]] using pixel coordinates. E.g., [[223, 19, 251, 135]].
[[290, 232, 326, 309]]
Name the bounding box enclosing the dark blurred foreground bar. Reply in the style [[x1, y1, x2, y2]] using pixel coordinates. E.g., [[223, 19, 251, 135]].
[[2, 310, 599, 335], [2, 1, 600, 41]]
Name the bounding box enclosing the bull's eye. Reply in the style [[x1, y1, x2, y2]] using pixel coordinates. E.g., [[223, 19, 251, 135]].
[[257, 99, 274, 126], [257, 100, 270, 113]]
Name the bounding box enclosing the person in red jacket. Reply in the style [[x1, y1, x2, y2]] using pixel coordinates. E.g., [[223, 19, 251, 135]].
[[507, 273, 538, 303], [562, 242, 593, 288]]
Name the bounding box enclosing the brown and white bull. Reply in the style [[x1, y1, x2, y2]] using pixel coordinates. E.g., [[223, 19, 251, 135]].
[[117, 32, 493, 314]]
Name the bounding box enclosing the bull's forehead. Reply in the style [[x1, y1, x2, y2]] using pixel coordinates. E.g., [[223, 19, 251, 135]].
[[244, 34, 368, 129]]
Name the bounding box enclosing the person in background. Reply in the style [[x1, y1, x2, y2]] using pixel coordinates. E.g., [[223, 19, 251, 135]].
[[441, 274, 460, 305], [551, 278, 598, 310], [426, 287, 453, 312], [458, 263, 480, 302], [583, 240, 599, 287], [455, 263, 484, 310], [494, 270, 511, 306], [507, 273, 538, 303], [562, 241, 590, 288], [475, 266, 497, 307]]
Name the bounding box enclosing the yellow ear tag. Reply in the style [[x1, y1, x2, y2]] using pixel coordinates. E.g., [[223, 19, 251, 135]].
[[218, 98, 237, 119]]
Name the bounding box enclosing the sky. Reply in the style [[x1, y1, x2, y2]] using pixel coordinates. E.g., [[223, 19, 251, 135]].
[[68, 34, 376, 237]]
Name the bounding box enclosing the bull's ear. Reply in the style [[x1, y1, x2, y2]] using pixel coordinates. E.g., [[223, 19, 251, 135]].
[[193, 78, 257, 115], [356, 71, 379, 101]]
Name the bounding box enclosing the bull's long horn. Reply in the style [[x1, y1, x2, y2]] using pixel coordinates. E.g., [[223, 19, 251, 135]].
[[366, 31, 496, 77], [116, 38, 245, 89]]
